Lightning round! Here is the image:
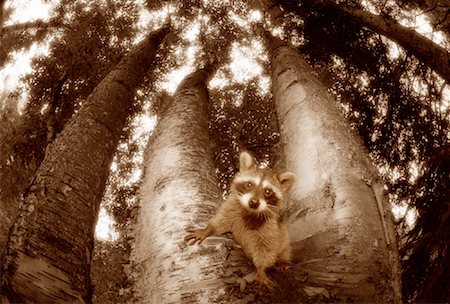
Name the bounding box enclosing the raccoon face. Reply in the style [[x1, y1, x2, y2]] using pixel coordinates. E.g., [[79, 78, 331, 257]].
[[231, 151, 296, 214], [233, 173, 283, 212]]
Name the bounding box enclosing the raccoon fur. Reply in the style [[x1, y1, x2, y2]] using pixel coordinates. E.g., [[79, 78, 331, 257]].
[[185, 151, 296, 289]]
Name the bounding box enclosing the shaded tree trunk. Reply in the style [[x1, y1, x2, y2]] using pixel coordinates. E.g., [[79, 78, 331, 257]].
[[1, 26, 169, 303], [262, 30, 403, 303]]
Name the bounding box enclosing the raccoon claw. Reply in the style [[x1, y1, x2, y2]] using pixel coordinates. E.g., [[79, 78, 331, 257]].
[[184, 228, 208, 245], [253, 277, 276, 290], [184, 232, 202, 245], [254, 272, 276, 290]]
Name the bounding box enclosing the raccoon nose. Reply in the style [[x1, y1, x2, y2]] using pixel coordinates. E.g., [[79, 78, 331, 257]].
[[249, 198, 259, 209]]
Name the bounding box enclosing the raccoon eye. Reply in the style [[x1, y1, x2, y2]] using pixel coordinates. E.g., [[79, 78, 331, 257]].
[[264, 188, 273, 198], [246, 182, 254, 188]]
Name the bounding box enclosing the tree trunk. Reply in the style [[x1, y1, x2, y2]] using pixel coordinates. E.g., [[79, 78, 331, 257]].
[[262, 30, 403, 303], [1, 26, 169, 303], [308, 0, 450, 84], [131, 64, 249, 303], [131, 65, 221, 302]]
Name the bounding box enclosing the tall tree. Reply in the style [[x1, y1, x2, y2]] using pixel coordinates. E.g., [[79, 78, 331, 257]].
[[1, 25, 169, 303], [260, 1, 450, 302], [258, 26, 402, 302], [132, 62, 305, 303], [0, 0, 142, 266], [131, 63, 230, 302]]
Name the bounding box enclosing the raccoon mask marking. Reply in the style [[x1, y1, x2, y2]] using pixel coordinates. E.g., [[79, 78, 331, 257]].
[[232, 151, 295, 218]]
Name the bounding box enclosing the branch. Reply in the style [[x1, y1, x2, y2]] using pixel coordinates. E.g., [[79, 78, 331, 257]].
[[316, 0, 450, 84], [0, 19, 65, 38]]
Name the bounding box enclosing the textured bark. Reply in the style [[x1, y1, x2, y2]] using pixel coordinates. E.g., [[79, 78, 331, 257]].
[[310, 0, 450, 84], [263, 31, 403, 303], [1, 26, 169, 303], [0, 197, 17, 286], [133, 66, 215, 302], [131, 65, 250, 303]]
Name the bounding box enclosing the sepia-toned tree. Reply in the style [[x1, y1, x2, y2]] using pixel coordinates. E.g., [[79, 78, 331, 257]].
[[131, 63, 231, 303], [275, 1, 450, 301], [1, 24, 169, 302], [260, 26, 402, 302], [0, 0, 144, 262]]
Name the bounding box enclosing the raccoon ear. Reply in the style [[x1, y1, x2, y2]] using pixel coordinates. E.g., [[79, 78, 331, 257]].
[[279, 172, 296, 191], [239, 151, 256, 171]]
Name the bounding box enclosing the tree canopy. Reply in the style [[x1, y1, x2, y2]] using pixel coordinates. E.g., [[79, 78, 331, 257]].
[[1, 0, 449, 302]]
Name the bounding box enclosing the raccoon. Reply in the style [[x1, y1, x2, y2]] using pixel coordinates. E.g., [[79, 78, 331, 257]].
[[185, 151, 296, 289]]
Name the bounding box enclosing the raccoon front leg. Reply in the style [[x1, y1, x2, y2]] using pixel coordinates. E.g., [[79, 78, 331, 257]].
[[185, 224, 215, 245], [275, 244, 292, 272], [186, 202, 232, 245], [250, 251, 278, 289], [273, 225, 292, 272]]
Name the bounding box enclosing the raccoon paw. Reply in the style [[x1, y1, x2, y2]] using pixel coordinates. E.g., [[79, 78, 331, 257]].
[[254, 272, 276, 290], [184, 229, 205, 245], [184, 226, 213, 245]]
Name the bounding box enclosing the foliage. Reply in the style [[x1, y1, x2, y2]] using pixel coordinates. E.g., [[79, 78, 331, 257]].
[[91, 241, 133, 303], [209, 80, 279, 192], [0, 0, 140, 203], [394, 0, 450, 40]]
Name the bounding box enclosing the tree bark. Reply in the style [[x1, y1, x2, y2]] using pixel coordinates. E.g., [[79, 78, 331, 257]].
[[131, 65, 223, 302], [131, 63, 248, 303], [262, 30, 403, 303], [1, 26, 169, 303], [305, 0, 450, 84]]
